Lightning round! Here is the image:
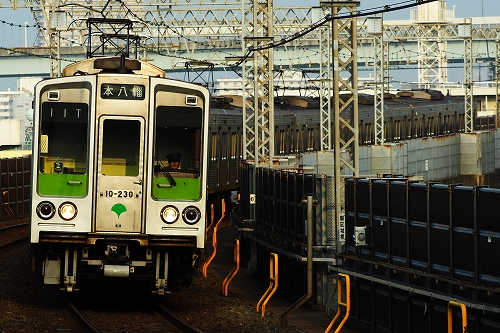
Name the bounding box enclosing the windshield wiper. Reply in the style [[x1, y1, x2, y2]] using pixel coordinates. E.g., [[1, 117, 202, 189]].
[[155, 159, 176, 186]]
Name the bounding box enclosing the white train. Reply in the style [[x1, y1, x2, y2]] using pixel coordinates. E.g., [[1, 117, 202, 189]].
[[30, 55, 210, 293]]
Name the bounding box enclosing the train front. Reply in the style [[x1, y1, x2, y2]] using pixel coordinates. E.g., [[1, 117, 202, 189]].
[[30, 57, 209, 293]]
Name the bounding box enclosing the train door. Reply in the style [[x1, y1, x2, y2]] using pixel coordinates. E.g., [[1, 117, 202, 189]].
[[95, 116, 145, 232]]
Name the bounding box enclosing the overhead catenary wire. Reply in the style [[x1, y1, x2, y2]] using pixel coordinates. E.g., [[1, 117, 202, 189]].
[[0, 0, 442, 77]]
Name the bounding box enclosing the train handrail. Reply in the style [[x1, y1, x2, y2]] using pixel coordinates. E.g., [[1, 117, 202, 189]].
[[325, 273, 351, 333], [202, 199, 226, 277], [222, 239, 240, 296], [256, 252, 278, 317], [447, 301, 467, 333], [157, 183, 173, 188]]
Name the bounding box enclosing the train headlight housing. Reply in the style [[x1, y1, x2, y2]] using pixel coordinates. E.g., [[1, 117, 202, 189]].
[[36, 201, 56, 220], [58, 202, 77, 221], [183, 206, 201, 225], [161, 205, 179, 224]]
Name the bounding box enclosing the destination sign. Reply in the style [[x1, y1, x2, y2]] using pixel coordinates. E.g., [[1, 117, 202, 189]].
[[100, 84, 146, 100]]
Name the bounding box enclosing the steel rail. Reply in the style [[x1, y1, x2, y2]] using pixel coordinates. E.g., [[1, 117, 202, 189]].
[[64, 298, 102, 333], [156, 303, 204, 333], [0, 222, 29, 231], [0, 222, 30, 254]]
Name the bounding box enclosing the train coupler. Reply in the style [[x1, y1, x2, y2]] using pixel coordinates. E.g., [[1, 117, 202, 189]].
[[105, 242, 130, 262]]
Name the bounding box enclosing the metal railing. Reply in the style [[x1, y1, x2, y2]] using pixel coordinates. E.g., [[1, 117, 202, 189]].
[[0, 156, 31, 222]]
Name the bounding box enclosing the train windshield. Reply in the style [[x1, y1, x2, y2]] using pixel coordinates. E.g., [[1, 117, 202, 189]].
[[37, 102, 89, 196], [153, 106, 203, 200]]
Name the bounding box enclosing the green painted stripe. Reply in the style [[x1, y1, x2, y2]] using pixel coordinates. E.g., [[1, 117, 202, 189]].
[[153, 177, 201, 200], [38, 173, 88, 197]]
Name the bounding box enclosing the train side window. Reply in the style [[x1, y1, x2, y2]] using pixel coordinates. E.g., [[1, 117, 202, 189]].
[[39, 102, 89, 174], [230, 132, 237, 159], [37, 102, 89, 196], [221, 131, 228, 161], [152, 105, 203, 200], [210, 132, 217, 162], [154, 106, 202, 171]]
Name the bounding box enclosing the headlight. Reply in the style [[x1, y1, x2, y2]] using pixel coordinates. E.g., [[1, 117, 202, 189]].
[[160, 205, 179, 224], [182, 206, 201, 225], [36, 201, 56, 220], [58, 202, 77, 221]]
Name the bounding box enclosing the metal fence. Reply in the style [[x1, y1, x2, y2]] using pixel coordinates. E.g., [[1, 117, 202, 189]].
[[343, 178, 500, 332], [0, 156, 31, 222], [232, 162, 338, 307], [232, 163, 500, 329]]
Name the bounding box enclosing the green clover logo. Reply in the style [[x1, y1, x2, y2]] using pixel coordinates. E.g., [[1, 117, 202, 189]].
[[111, 203, 127, 218]]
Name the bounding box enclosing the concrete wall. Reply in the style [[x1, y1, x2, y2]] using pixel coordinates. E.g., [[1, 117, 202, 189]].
[[289, 129, 500, 186], [0, 119, 21, 146], [359, 130, 500, 184]]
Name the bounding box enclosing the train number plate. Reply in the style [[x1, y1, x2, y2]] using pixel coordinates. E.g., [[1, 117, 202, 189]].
[[104, 190, 134, 198]]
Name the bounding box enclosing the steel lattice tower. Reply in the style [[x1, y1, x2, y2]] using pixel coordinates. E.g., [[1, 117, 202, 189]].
[[241, 0, 274, 166], [317, 6, 332, 151], [324, 1, 360, 254], [368, 17, 384, 145]]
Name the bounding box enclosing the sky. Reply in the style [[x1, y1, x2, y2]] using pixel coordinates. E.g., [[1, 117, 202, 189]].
[[1, 0, 499, 48], [357, 0, 499, 19], [0, 0, 499, 89]]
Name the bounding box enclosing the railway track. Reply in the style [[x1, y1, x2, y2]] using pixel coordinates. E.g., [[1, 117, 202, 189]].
[[0, 231, 288, 333], [0, 220, 204, 332], [0, 220, 29, 253], [63, 293, 205, 333], [156, 303, 204, 333]]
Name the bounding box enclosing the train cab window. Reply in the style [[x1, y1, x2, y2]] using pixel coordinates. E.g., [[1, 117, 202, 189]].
[[152, 106, 203, 200], [37, 102, 89, 196]]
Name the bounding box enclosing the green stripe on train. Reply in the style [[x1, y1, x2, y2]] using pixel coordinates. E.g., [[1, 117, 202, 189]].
[[153, 178, 201, 200], [38, 173, 88, 197]]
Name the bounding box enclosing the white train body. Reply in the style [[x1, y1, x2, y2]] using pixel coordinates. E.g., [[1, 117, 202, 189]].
[[30, 57, 209, 293]]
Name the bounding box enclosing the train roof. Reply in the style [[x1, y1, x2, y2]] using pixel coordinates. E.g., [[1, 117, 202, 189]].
[[212, 90, 465, 124], [358, 94, 464, 120], [62, 56, 165, 77]]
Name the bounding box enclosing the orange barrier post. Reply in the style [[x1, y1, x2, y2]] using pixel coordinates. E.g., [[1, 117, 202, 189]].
[[325, 273, 351, 333], [2, 191, 15, 219], [222, 239, 240, 296], [205, 204, 215, 240], [202, 199, 226, 277], [447, 301, 467, 333], [256, 253, 278, 317]]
